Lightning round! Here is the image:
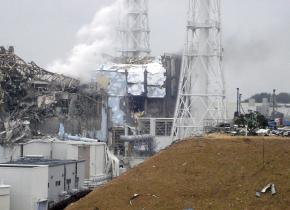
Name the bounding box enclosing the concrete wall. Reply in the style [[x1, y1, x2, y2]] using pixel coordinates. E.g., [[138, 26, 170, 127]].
[[0, 165, 49, 210], [23, 142, 52, 159], [52, 142, 78, 160], [64, 163, 76, 191], [0, 185, 10, 210], [47, 161, 85, 207], [23, 140, 106, 179], [96, 103, 108, 141], [23, 141, 79, 160], [155, 136, 172, 152], [48, 165, 65, 205], [35, 92, 104, 140], [90, 144, 106, 177], [77, 161, 85, 189], [78, 146, 90, 179], [0, 145, 21, 163]]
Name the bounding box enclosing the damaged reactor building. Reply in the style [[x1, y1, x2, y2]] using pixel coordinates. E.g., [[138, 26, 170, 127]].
[[0, 4, 183, 207], [0, 0, 183, 161], [94, 55, 181, 154], [0, 46, 107, 145], [0, 45, 182, 154]]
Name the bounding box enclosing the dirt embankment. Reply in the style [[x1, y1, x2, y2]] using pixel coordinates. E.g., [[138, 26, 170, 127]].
[[67, 136, 290, 210]]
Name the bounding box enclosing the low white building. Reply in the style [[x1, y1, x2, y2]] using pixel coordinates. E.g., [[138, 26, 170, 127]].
[[0, 164, 48, 210], [22, 139, 107, 180], [0, 158, 85, 210]]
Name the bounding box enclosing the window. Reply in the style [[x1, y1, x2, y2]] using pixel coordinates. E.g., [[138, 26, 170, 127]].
[[55, 181, 61, 186], [156, 120, 173, 136], [75, 177, 79, 189], [66, 179, 71, 185]]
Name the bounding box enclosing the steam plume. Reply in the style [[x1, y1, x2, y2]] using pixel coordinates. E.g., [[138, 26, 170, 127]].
[[47, 0, 124, 82]]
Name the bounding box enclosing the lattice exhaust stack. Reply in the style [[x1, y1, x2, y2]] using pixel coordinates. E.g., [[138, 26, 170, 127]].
[[172, 0, 227, 140], [118, 0, 151, 58]]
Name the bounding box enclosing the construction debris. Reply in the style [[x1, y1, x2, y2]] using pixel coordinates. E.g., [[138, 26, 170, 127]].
[[261, 183, 272, 193], [129, 194, 140, 206], [0, 46, 106, 145], [255, 191, 261, 198], [271, 184, 277, 195], [129, 193, 159, 206], [257, 183, 277, 197]]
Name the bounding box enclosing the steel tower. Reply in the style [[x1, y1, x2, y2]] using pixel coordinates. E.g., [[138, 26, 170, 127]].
[[172, 0, 227, 140], [118, 0, 151, 58]]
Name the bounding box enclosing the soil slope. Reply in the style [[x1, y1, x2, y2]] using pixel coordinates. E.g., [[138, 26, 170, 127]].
[[67, 136, 290, 210]]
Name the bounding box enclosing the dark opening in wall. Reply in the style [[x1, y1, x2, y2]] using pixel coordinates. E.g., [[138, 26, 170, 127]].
[[129, 96, 145, 112]]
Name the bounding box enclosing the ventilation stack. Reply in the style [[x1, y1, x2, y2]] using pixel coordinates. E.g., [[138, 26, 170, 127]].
[[118, 0, 151, 58], [172, 0, 227, 140]]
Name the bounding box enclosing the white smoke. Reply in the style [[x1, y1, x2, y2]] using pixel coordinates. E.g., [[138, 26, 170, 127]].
[[47, 0, 124, 82]]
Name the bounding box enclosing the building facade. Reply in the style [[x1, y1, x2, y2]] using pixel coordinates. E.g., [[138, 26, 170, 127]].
[[0, 158, 85, 210]]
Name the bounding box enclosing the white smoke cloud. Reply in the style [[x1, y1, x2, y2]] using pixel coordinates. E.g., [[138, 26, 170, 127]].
[[47, 0, 124, 82]]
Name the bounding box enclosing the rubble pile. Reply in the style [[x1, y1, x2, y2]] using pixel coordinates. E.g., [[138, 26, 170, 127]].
[[0, 46, 103, 145]]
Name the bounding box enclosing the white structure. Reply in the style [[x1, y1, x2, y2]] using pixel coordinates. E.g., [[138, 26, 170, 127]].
[[0, 165, 49, 210], [95, 60, 166, 126], [138, 118, 173, 151], [0, 184, 11, 210], [0, 158, 85, 210], [172, 0, 226, 140], [118, 0, 151, 57], [0, 145, 21, 163], [22, 139, 107, 179]]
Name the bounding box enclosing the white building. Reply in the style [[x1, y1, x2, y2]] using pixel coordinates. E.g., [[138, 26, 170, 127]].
[[0, 158, 85, 210], [0, 184, 10, 210], [0, 164, 48, 210], [22, 139, 107, 180]]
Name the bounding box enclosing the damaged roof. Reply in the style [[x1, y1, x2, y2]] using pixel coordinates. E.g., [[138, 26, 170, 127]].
[[95, 59, 166, 98]]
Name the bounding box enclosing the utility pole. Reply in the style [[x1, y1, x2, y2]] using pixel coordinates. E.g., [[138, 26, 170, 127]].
[[118, 0, 151, 58], [172, 0, 227, 140], [272, 89, 276, 114], [239, 93, 242, 114], [236, 88, 240, 117]]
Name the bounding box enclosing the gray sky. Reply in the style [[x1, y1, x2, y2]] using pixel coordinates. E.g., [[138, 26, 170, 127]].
[[1, 0, 290, 100]]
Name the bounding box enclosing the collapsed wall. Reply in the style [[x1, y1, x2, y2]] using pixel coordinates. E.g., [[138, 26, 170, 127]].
[[0, 46, 106, 145]]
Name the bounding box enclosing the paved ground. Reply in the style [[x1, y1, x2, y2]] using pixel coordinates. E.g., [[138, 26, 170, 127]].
[[66, 136, 290, 210]]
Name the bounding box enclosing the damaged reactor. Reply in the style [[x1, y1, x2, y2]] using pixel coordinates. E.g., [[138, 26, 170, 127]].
[[93, 55, 182, 154], [0, 46, 182, 153], [0, 46, 182, 209], [0, 46, 107, 145]]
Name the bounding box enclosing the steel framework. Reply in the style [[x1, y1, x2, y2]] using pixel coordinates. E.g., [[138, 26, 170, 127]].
[[172, 0, 227, 140], [118, 0, 151, 58], [0, 46, 80, 90]]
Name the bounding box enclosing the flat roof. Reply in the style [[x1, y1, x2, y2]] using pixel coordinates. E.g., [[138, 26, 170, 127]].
[[0, 158, 85, 167]]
